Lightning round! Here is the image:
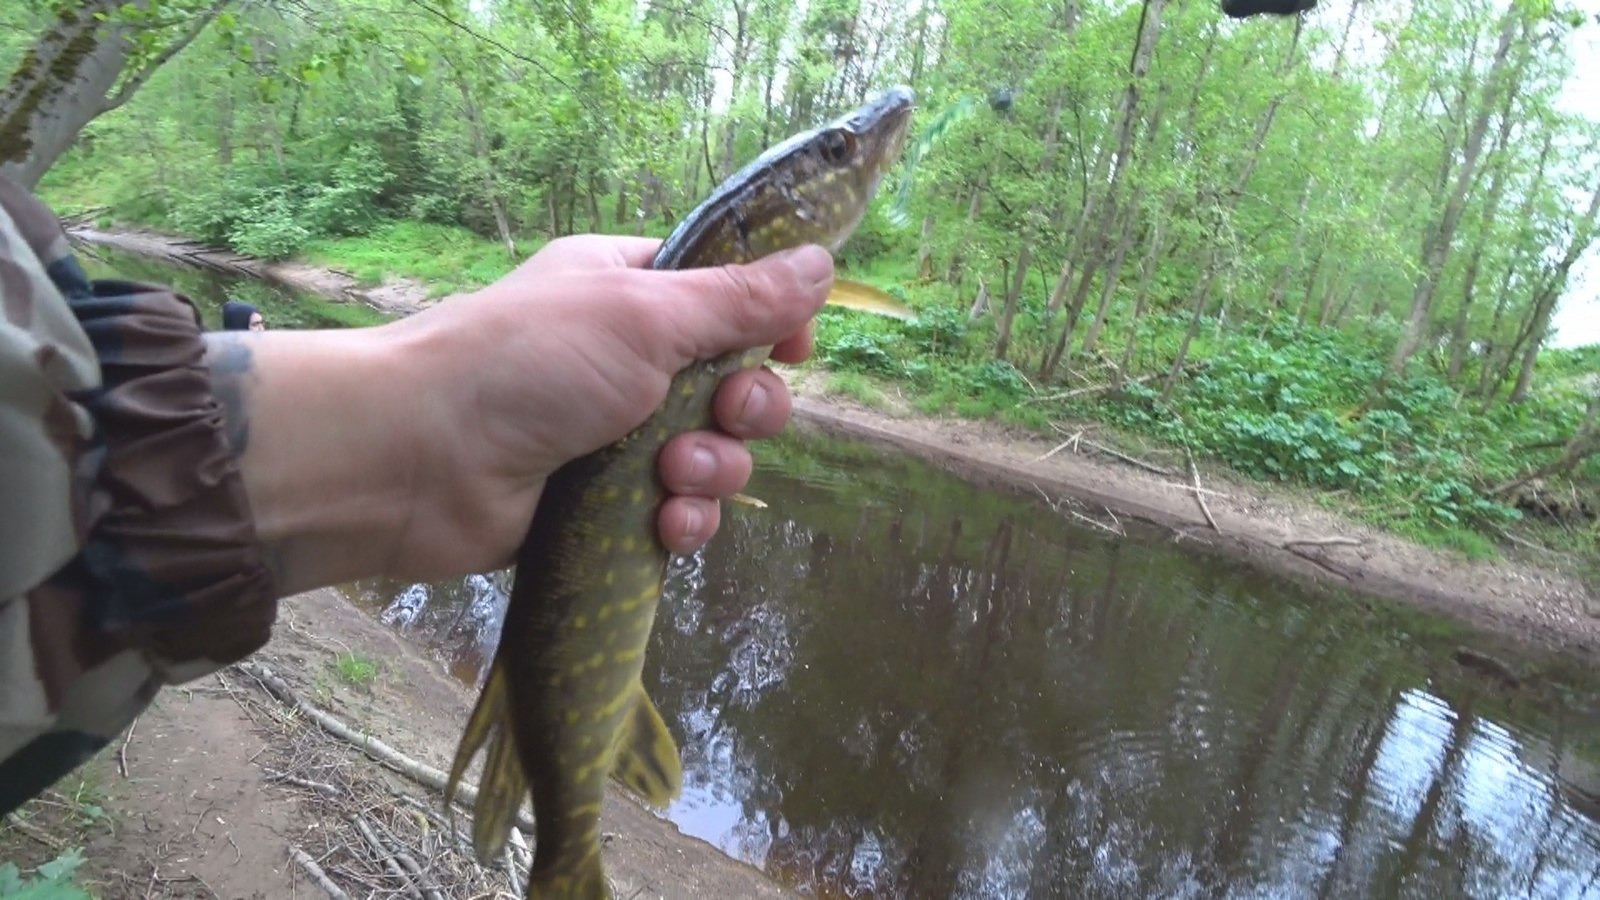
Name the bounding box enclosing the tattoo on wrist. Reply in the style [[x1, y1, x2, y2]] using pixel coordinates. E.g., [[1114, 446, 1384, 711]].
[[204, 334, 256, 456]]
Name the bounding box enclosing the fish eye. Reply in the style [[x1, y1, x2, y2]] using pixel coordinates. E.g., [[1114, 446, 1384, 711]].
[[820, 129, 854, 164]]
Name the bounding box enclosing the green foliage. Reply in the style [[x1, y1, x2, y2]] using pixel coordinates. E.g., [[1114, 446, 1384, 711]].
[[164, 148, 392, 260], [0, 849, 91, 900], [335, 653, 378, 686]]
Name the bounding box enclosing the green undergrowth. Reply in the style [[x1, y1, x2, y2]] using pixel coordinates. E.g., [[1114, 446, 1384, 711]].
[[811, 284, 1598, 556], [301, 221, 528, 298], [0, 850, 91, 900]]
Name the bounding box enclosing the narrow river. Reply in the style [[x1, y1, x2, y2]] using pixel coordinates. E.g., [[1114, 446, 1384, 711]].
[[90, 246, 1600, 899]]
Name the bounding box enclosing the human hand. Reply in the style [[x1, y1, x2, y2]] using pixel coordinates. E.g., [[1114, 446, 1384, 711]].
[[379, 235, 834, 580]]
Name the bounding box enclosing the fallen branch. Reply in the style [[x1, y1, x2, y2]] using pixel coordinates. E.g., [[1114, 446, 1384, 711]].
[[1023, 371, 1159, 405], [1282, 545, 1352, 580], [1186, 448, 1221, 534], [370, 816, 446, 900], [235, 660, 536, 834], [351, 814, 425, 900], [1034, 428, 1084, 462], [289, 846, 352, 900], [3, 813, 65, 851], [1082, 438, 1176, 477], [262, 767, 343, 799], [1281, 536, 1363, 549]]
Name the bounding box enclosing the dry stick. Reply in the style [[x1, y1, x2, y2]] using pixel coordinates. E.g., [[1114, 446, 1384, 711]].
[[118, 713, 140, 778], [351, 815, 424, 900], [1048, 423, 1177, 477], [262, 768, 343, 800], [1022, 371, 1160, 404], [1282, 546, 1352, 580], [367, 815, 445, 900], [1185, 447, 1221, 534], [1281, 536, 1363, 549], [235, 661, 537, 834], [289, 846, 352, 900], [3, 813, 65, 851], [1033, 429, 1084, 463], [1085, 438, 1177, 477]]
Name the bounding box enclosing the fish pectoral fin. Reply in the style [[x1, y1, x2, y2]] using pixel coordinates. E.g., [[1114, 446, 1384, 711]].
[[729, 492, 769, 509], [826, 278, 917, 321], [610, 681, 682, 807], [447, 662, 529, 865]]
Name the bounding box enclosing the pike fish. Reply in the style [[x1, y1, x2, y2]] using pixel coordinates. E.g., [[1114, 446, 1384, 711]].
[[444, 86, 917, 899]]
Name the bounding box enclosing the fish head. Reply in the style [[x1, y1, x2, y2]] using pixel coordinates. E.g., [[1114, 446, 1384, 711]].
[[660, 86, 916, 268], [787, 84, 915, 248]]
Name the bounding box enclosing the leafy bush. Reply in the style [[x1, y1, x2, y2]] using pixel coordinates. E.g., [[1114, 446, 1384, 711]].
[[0, 849, 91, 899]]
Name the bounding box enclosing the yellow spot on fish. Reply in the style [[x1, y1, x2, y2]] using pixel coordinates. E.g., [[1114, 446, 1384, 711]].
[[613, 648, 643, 664], [621, 536, 637, 553], [598, 536, 613, 553], [573, 614, 587, 629], [604, 571, 615, 586], [680, 382, 696, 397], [601, 486, 619, 501], [598, 603, 614, 621], [566, 709, 580, 725], [630, 488, 645, 505], [589, 652, 605, 670]]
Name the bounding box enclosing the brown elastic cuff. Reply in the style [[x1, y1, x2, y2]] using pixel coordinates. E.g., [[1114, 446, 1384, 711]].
[[67, 275, 279, 672]]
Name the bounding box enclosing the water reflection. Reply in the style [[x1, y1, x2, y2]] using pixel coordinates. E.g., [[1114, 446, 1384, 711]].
[[340, 436, 1600, 899]]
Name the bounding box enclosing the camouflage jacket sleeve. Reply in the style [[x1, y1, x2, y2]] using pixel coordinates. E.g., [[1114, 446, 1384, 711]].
[[0, 176, 278, 816]]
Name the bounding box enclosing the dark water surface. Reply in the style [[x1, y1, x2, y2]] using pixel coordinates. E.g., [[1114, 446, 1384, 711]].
[[343, 436, 1600, 900], [84, 248, 1600, 897]]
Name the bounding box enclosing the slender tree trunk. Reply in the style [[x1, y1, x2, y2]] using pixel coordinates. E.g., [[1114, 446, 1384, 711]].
[[1503, 178, 1600, 402], [454, 74, 518, 260], [1385, 8, 1523, 382], [1040, 0, 1166, 382], [1115, 212, 1166, 388]]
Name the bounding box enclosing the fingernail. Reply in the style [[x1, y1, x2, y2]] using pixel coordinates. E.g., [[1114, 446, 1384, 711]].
[[780, 244, 834, 289], [741, 381, 771, 425], [689, 446, 716, 488], [682, 504, 705, 541]]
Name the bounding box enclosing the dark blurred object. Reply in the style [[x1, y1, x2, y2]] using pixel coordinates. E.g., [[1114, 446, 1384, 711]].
[[1221, 0, 1318, 17], [989, 87, 1014, 114]]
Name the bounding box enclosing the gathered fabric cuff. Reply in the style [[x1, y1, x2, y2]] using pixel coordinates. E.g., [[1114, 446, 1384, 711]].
[[64, 272, 279, 675]]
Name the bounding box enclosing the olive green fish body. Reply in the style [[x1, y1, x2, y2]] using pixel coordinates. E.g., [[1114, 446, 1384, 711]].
[[446, 86, 914, 900]]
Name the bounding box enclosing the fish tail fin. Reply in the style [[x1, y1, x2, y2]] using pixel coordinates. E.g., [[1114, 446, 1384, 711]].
[[527, 855, 613, 900], [609, 679, 682, 807], [827, 278, 917, 321], [445, 662, 528, 864]]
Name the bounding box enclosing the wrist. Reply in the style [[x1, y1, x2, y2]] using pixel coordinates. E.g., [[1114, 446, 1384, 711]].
[[204, 323, 423, 594]]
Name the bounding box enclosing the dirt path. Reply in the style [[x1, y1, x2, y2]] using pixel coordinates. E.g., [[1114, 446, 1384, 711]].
[[0, 587, 796, 899]]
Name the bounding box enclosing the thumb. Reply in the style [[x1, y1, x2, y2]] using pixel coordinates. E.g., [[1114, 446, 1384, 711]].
[[652, 244, 835, 364]]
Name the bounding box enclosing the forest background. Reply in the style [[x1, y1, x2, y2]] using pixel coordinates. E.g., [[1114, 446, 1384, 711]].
[[2, 0, 1598, 577]]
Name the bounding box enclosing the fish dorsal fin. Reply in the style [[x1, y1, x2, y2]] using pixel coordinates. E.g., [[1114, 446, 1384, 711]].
[[826, 278, 917, 321], [609, 680, 682, 806]]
